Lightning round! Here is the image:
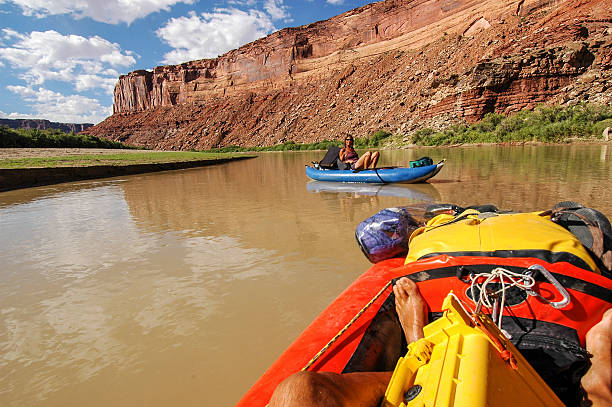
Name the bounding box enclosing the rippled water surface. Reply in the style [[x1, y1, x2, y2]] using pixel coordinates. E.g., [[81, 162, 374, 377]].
[[1, 145, 611, 406]]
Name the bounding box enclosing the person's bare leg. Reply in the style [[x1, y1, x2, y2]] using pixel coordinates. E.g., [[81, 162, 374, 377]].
[[393, 277, 428, 343], [269, 370, 393, 407], [582, 308, 612, 407], [269, 277, 427, 407], [363, 153, 372, 169], [354, 151, 371, 170], [368, 151, 380, 169]]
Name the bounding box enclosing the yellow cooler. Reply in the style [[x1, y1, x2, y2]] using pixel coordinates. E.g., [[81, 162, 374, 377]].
[[382, 294, 565, 407]]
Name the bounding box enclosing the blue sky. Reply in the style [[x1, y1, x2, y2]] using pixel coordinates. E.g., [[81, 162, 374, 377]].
[[0, 0, 373, 124]]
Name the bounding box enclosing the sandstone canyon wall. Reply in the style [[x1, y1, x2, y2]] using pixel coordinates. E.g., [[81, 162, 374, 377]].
[[86, 0, 612, 150]]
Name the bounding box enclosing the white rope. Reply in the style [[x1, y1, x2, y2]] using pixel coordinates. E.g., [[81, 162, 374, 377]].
[[467, 267, 536, 336], [448, 291, 476, 315]]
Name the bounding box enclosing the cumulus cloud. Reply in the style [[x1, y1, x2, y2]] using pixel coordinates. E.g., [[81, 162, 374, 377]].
[[0, 110, 32, 119], [5, 85, 112, 123], [263, 0, 290, 21], [156, 8, 276, 64], [2, 0, 194, 25], [326, 0, 345, 4], [0, 29, 134, 94]]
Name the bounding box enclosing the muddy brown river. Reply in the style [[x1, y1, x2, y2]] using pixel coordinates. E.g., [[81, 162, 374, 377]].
[[1, 144, 610, 406]]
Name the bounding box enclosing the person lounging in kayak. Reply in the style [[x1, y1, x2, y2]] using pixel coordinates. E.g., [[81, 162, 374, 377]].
[[269, 277, 612, 407], [339, 135, 379, 170]]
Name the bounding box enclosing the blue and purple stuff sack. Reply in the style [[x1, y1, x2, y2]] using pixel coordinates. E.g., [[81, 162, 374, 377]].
[[355, 207, 421, 263]]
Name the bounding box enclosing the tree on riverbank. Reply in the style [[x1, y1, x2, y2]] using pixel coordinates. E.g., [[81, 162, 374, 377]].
[[0, 126, 134, 149]]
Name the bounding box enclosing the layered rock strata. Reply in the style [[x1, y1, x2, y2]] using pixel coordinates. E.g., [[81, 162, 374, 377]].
[[87, 0, 612, 149], [1, 119, 93, 133]]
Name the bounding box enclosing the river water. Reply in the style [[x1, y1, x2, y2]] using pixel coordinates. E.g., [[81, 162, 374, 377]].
[[0, 144, 610, 406]]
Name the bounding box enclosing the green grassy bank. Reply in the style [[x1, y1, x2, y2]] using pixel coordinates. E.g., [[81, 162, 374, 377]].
[[0, 151, 249, 169]]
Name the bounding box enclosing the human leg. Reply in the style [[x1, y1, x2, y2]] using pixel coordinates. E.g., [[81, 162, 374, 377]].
[[368, 151, 380, 169], [269, 370, 393, 407], [354, 151, 371, 170], [269, 277, 427, 407], [582, 308, 612, 407]]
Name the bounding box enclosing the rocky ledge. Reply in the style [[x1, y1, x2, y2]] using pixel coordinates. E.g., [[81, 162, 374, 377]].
[[85, 0, 612, 150]]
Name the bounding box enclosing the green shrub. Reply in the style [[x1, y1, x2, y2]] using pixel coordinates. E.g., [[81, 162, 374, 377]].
[[203, 130, 394, 152], [0, 126, 135, 149], [594, 119, 612, 138], [409, 103, 612, 145]]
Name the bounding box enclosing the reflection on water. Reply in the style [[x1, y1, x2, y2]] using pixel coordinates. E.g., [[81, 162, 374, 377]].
[[306, 181, 441, 202], [0, 144, 611, 407]]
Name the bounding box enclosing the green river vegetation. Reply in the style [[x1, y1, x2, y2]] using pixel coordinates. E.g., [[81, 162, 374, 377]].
[[1, 103, 610, 167], [208, 103, 612, 152], [0, 126, 133, 149]]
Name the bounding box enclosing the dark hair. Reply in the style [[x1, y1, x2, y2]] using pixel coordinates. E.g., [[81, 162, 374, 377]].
[[344, 135, 354, 142]]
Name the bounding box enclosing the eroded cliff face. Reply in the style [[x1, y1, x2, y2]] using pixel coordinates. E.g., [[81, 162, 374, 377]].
[[87, 0, 612, 149], [0, 118, 93, 133]]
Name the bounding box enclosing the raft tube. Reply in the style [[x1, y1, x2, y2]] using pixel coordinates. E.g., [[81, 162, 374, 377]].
[[305, 161, 444, 184], [236, 211, 612, 407]]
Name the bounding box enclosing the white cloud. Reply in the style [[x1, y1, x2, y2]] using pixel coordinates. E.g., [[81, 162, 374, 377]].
[[75, 75, 117, 93], [6, 85, 112, 123], [0, 110, 33, 119], [263, 0, 290, 21], [0, 29, 135, 94], [156, 8, 276, 64], [226, 0, 257, 5], [326, 0, 344, 4], [2, 0, 194, 25]]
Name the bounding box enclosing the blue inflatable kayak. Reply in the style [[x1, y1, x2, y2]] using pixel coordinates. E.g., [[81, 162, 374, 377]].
[[305, 160, 444, 184]]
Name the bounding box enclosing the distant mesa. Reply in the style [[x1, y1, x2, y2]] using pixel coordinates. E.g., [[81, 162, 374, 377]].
[[1, 118, 94, 134], [85, 0, 612, 150]]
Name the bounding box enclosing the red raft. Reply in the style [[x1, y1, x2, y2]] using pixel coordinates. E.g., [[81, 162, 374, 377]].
[[236, 254, 612, 407]]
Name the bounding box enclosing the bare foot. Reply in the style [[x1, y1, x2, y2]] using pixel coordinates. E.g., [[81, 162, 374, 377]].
[[582, 308, 612, 407], [393, 277, 428, 343]]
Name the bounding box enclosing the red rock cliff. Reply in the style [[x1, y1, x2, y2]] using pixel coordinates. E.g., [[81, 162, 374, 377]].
[[88, 0, 612, 149]]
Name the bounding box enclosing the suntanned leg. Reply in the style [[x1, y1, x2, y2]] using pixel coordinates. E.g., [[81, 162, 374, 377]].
[[269, 277, 427, 407], [369, 151, 380, 169], [269, 371, 393, 407], [582, 308, 612, 407], [355, 151, 371, 170]]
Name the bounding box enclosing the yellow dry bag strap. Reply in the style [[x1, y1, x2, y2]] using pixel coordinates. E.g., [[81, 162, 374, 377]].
[[408, 209, 481, 244]]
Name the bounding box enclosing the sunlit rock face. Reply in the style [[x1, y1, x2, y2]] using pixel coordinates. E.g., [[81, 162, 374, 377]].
[[87, 0, 612, 150]]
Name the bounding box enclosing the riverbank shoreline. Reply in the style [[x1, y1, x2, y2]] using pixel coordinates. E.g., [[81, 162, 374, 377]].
[[393, 138, 612, 149], [0, 151, 255, 192]]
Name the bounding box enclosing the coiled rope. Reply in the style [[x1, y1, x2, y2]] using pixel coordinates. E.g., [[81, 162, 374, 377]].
[[301, 280, 393, 371], [467, 267, 536, 336]]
